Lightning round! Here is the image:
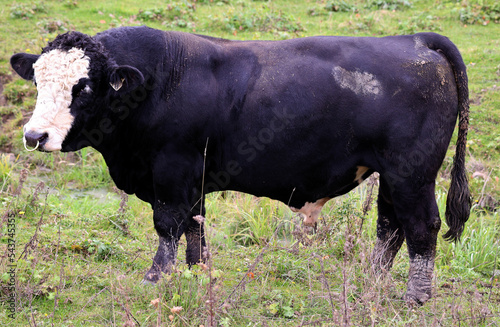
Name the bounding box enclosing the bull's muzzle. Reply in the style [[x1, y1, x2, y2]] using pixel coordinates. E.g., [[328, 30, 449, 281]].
[[24, 131, 48, 152]]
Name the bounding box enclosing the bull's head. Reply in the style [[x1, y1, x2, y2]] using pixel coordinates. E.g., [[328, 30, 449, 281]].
[[10, 31, 144, 152]]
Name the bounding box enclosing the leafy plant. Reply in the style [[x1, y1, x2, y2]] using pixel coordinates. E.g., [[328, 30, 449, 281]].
[[2, 79, 36, 104], [365, 0, 412, 11], [137, 2, 197, 28], [325, 1, 359, 13], [10, 2, 47, 19], [64, 0, 79, 9], [36, 19, 70, 33], [459, 1, 500, 24], [137, 8, 165, 21], [195, 0, 230, 4], [0, 154, 16, 191], [262, 290, 297, 318], [210, 6, 304, 33], [81, 238, 113, 260], [397, 13, 442, 33]]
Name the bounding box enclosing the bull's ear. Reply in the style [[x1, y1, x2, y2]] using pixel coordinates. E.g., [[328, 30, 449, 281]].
[[109, 65, 144, 92], [10, 53, 40, 81]]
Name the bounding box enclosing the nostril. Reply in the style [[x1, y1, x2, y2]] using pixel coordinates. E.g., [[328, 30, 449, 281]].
[[24, 131, 49, 148], [39, 133, 48, 144]]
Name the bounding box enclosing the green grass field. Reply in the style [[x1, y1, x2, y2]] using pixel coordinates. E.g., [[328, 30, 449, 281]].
[[1, 0, 499, 326]]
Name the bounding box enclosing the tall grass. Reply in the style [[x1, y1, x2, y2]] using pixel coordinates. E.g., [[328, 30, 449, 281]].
[[0, 154, 16, 193], [1, 169, 499, 325]]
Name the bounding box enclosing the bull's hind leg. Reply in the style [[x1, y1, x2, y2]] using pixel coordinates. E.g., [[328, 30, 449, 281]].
[[371, 177, 405, 272], [390, 180, 441, 305]]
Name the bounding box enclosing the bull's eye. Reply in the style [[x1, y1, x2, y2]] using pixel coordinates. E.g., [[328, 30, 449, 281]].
[[72, 80, 92, 98]]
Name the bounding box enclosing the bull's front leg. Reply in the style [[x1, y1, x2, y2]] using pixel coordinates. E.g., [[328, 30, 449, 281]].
[[143, 202, 187, 284], [185, 199, 207, 267]]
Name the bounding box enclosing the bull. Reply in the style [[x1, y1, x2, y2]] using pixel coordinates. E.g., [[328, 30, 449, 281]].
[[11, 26, 471, 305]]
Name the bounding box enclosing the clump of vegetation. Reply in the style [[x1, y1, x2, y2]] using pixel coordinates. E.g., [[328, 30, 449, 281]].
[[210, 6, 304, 33], [337, 11, 392, 35], [365, 0, 412, 11], [63, 0, 79, 9], [10, 2, 47, 19], [195, 0, 230, 4], [137, 2, 197, 28], [2, 79, 36, 105], [325, 1, 359, 13], [137, 8, 165, 21], [397, 13, 442, 33], [79, 238, 114, 260], [324, 0, 411, 15], [0, 154, 16, 191], [459, 1, 500, 25], [36, 19, 70, 33]]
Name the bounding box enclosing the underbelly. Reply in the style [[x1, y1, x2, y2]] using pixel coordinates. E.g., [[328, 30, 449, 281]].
[[289, 165, 373, 226]]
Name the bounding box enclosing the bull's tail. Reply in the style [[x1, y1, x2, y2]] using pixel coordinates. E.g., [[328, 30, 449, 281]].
[[419, 33, 471, 242]]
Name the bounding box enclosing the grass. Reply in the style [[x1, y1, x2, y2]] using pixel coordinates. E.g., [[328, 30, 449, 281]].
[[0, 0, 499, 325]]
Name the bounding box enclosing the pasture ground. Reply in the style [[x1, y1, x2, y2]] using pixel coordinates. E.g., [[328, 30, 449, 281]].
[[1, 0, 499, 326]]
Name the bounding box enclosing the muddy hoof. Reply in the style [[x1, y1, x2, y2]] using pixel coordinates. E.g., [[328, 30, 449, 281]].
[[142, 270, 161, 285], [403, 290, 430, 307]]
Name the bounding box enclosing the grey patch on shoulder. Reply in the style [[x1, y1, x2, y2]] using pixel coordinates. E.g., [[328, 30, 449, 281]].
[[332, 66, 382, 97]]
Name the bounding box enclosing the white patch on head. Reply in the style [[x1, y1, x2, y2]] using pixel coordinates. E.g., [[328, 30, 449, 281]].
[[332, 66, 382, 97], [24, 48, 90, 151], [290, 198, 330, 226]]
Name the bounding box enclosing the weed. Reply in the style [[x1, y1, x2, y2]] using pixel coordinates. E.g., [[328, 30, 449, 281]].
[[10, 2, 47, 19], [397, 13, 442, 34], [459, 0, 500, 25], [2, 79, 36, 105], [365, 0, 412, 11], [209, 5, 304, 33], [0, 154, 16, 192], [64, 0, 79, 9], [137, 2, 197, 28], [36, 19, 70, 33], [325, 1, 359, 13], [195, 0, 230, 4], [137, 8, 165, 21], [80, 238, 114, 260]]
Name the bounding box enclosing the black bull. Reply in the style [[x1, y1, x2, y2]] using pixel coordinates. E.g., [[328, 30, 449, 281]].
[[11, 27, 471, 305]]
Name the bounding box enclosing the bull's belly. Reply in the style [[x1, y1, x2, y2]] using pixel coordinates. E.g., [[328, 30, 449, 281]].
[[220, 164, 373, 226]]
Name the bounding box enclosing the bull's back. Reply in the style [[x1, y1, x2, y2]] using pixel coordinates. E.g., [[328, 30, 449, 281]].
[[217, 34, 460, 200]]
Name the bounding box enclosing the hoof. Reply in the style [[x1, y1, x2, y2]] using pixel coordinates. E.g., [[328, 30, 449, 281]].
[[403, 290, 430, 307], [142, 270, 161, 285], [141, 278, 157, 286]]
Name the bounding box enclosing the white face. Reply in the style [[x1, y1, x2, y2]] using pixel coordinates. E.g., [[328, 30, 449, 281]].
[[24, 48, 91, 151]]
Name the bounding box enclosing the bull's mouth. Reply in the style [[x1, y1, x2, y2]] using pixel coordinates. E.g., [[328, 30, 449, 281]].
[[23, 131, 49, 152]]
